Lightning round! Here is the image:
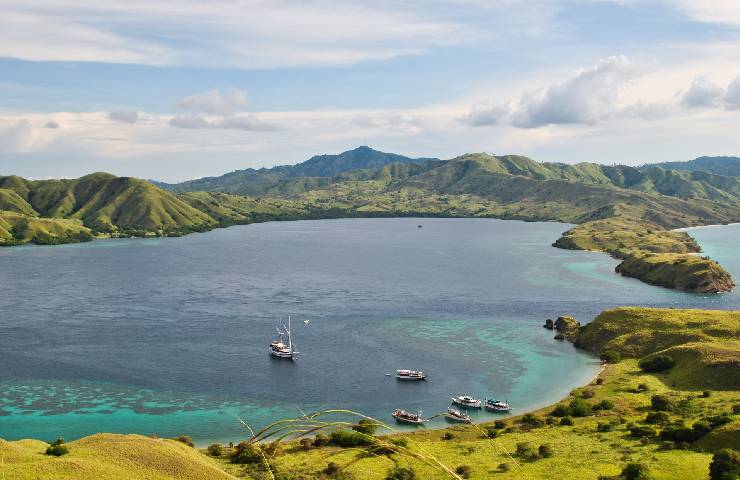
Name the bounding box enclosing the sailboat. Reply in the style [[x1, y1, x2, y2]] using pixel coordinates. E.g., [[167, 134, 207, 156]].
[[269, 316, 298, 359]]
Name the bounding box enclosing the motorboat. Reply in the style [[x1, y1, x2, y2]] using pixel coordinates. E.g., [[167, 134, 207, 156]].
[[396, 369, 427, 381], [445, 408, 471, 423], [392, 409, 425, 425], [484, 399, 511, 413], [450, 395, 482, 409]]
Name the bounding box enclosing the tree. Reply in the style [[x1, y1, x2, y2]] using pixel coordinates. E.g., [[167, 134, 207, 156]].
[[651, 395, 674, 412], [352, 418, 379, 435], [569, 398, 593, 417], [45, 437, 69, 457], [600, 351, 621, 364], [621, 463, 650, 480], [455, 465, 472, 478], [710, 449, 739, 480], [539, 444, 554, 458], [386, 466, 416, 480], [206, 444, 222, 456], [639, 355, 676, 372]]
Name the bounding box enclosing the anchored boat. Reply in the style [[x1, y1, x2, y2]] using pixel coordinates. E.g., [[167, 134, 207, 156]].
[[450, 395, 482, 409], [396, 369, 427, 381], [269, 316, 298, 359], [444, 408, 471, 423], [484, 399, 511, 413], [392, 409, 425, 425]]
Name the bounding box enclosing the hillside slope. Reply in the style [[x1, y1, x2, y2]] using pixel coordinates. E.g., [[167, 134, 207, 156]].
[[0, 434, 235, 480], [647, 156, 740, 177]]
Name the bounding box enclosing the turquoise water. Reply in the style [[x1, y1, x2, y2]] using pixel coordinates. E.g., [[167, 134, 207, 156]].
[[0, 218, 737, 445]]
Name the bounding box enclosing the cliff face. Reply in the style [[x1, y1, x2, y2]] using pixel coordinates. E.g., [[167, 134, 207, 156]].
[[615, 253, 734, 293]]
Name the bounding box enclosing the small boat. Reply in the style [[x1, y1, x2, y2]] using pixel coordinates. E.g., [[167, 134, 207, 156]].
[[392, 409, 425, 425], [484, 399, 511, 413], [269, 316, 298, 359], [451, 395, 482, 409], [396, 369, 427, 381], [445, 408, 471, 423]]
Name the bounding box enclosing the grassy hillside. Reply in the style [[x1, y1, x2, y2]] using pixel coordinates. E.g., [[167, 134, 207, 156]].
[[648, 156, 740, 178], [575, 308, 740, 390], [0, 211, 92, 245], [0, 434, 235, 480]]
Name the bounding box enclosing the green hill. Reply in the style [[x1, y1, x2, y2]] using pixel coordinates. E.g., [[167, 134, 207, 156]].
[[0, 173, 216, 237], [647, 156, 740, 177], [156, 146, 437, 195]]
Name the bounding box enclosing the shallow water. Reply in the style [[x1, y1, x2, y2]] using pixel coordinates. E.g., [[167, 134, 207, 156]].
[[0, 218, 737, 444]]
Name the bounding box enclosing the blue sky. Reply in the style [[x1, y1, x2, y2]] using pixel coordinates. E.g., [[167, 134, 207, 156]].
[[2, 0, 740, 181]]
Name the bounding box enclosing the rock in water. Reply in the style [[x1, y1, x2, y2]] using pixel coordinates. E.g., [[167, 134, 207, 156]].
[[543, 318, 554, 329]]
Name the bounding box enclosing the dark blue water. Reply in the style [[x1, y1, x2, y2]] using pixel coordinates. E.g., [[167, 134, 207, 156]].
[[0, 218, 737, 444]]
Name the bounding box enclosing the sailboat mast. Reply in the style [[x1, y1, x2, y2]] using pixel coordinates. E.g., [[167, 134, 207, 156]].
[[287, 315, 292, 353]]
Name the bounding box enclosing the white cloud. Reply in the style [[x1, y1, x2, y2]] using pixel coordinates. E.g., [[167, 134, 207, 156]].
[[178, 89, 248, 115], [666, 1, 740, 27], [169, 115, 212, 130], [680, 75, 724, 108], [723, 76, 740, 110], [108, 110, 140, 123], [0, 0, 470, 68], [462, 56, 640, 128], [169, 114, 282, 131], [45, 120, 59, 129]]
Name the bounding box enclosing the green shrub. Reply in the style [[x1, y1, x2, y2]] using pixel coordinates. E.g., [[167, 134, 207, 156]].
[[498, 463, 511, 472], [596, 378, 604, 385], [597, 422, 613, 432], [352, 418, 378, 436], [628, 424, 656, 438], [386, 466, 416, 480], [733, 405, 740, 415], [569, 398, 593, 417], [172, 435, 194, 447], [651, 395, 674, 412], [546, 416, 556, 425], [391, 438, 409, 448], [538, 444, 554, 458], [330, 430, 371, 448], [231, 442, 262, 464], [560, 416, 574, 426], [45, 438, 69, 457], [313, 433, 329, 447], [702, 390, 712, 398], [206, 444, 222, 456], [636, 383, 650, 392], [455, 465, 472, 478], [520, 413, 544, 428], [706, 414, 732, 429], [552, 404, 570, 417], [594, 399, 614, 411], [639, 355, 676, 372], [621, 462, 650, 480], [483, 425, 498, 439], [442, 432, 455, 440], [709, 449, 739, 480], [600, 351, 621, 364], [516, 442, 539, 460], [494, 420, 506, 429], [644, 412, 669, 424]]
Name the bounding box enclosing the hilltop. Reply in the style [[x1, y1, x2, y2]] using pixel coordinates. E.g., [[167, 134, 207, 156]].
[[155, 146, 438, 195], [646, 156, 740, 178]]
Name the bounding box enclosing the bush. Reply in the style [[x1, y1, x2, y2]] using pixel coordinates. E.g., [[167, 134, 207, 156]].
[[594, 399, 614, 411], [628, 424, 656, 438], [498, 463, 511, 472], [596, 378, 604, 385], [172, 435, 194, 447], [636, 383, 650, 392], [442, 432, 455, 440], [552, 404, 570, 417], [621, 462, 650, 480], [207, 444, 222, 456], [516, 442, 539, 460], [706, 414, 732, 429], [231, 442, 262, 464], [569, 398, 593, 417], [520, 413, 544, 428], [325, 462, 341, 475], [560, 416, 574, 426], [600, 351, 621, 364], [386, 466, 416, 480], [597, 422, 614, 432], [546, 416, 556, 425], [483, 425, 498, 439], [644, 412, 670, 424], [709, 449, 739, 480], [651, 395, 674, 412], [330, 430, 371, 448], [299, 438, 313, 450], [639, 355, 676, 372], [539, 444, 554, 458], [702, 390, 712, 398], [581, 388, 596, 399], [494, 420, 506, 429], [313, 433, 329, 447], [733, 404, 740, 415], [455, 465, 472, 478], [391, 438, 409, 448], [45, 438, 69, 457], [352, 418, 378, 436], [658, 424, 694, 443]]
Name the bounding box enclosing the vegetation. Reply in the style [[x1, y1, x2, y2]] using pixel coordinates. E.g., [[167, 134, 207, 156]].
[[639, 355, 677, 373], [44, 438, 69, 457], [649, 156, 740, 178]]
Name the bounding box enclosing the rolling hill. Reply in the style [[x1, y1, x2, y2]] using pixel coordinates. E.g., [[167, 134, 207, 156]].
[[646, 156, 740, 177], [155, 146, 438, 195]]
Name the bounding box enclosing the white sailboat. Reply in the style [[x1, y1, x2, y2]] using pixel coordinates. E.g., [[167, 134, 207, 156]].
[[269, 316, 298, 359]]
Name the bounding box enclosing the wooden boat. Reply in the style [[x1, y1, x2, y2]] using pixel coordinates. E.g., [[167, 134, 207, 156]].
[[444, 408, 471, 423], [392, 409, 425, 425], [450, 395, 482, 409], [484, 399, 511, 413], [269, 316, 298, 359], [396, 369, 427, 381]]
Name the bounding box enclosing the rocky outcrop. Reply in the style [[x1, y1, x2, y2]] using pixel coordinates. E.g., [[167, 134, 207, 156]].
[[543, 318, 554, 329], [554, 316, 581, 339], [615, 253, 734, 293]]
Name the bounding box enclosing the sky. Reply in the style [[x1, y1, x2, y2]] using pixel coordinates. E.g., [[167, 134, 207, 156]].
[[2, 0, 740, 182]]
